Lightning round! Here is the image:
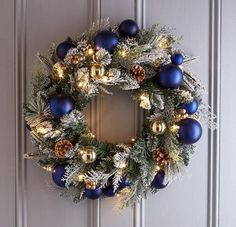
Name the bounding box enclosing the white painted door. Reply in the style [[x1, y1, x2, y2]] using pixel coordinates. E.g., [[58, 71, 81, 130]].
[[1, 0, 235, 227]]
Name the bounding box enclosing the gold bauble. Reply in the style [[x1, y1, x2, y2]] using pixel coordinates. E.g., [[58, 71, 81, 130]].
[[79, 147, 97, 163], [150, 119, 166, 135], [51, 62, 65, 81], [90, 63, 105, 80], [175, 109, 189, 122], [85, 180, 96, 190]]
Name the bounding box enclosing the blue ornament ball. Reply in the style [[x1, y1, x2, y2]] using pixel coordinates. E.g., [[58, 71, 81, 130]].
[[157, 64, 183, 89], [94, 31, 119, 53], [104, 186, 116, 197], [52, 164, 66, 187], [179, 99, 199, 114], [151, 171, 168, 189], [118, 19, 139, 38], [179, 118, 202, 144], [171, 53, 184, 65], [49, 95, 74, 118], [56, 41, 75, 60], [118, 177, 130, 190], [85, 188, 102, 200]]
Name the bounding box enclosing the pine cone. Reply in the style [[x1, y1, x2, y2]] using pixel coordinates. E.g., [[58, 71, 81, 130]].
[[152, 148, 170, 167], [54, 139, 72, 158], [129, 65, 145, 83]]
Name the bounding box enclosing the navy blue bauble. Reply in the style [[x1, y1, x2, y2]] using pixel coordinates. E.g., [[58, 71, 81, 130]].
[[94, 31, 119, 53], [151, 171, 168, 189], [56, 41, 75, 60], [157, 64, 183, 89], [52, 164, 66, 187], [118, 177, 130, 190], [118, 19, 139, 38], [49, 95, 74, 118], [179, 99, 199, 114], [104, 186, 116, 197], [179, 118, 202, 144], [171, 53, 184, 65], [85, 188, 102, 200]]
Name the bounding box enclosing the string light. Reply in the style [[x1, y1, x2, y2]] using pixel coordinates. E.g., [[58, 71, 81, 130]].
[[170, 124, 180, 134], [42, 165, 54, 172]]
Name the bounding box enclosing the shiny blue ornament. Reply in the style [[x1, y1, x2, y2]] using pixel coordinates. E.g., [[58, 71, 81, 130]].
[[104, 186, 116, 197], [171, 53, 184, 65], [151, 171, 168, 189], [94, 31, 119, 53], [118, 177, 130, 190], [157, 64, 183, 89], [118, 19, 139, 38], [179, 118, 202, 144], [179, 99, 199, 114], [49, 95, 74, 118], [52, 164, 66, 187], [56, 41, 75, 60], [85, 188, 102, 200]]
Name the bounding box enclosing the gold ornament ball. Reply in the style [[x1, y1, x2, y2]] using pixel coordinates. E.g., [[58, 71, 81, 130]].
[[90, 63, 105, 80], [175, 109, 189, 121], [79, 147, 97, 163], [150, 120, 166, 135], [85, 180, 97, 190]]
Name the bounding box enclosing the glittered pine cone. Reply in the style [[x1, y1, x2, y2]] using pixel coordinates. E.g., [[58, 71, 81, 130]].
[[54, 139, 72, 158], [129, 65, 145, 83], [152, 148, 170, 167]]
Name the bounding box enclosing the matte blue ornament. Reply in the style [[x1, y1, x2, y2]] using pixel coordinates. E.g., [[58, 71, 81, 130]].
[[171, 53, 184, 65], [157, 64, 183, 89], [52, 164, 66, 187], [104, 186, 116, 197], [179, 99, 199, 114], [118, 177, 130, 190], [118, 19, 139, 38], [56, 41, 75, 60], [85, 188, 102, 200], [94, 31, 119, 53], [151, 171, 168, 189], [179, 118, 202, 144], [49, 95, 74, 118]]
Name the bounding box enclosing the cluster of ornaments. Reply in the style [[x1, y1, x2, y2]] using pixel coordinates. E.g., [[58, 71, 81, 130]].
[[25, 18, 205, 202]]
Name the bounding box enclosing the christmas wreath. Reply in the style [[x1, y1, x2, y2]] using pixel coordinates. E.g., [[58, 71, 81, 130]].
[[24, 18, 215, 208]]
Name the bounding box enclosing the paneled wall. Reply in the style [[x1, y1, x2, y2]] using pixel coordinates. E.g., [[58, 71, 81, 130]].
[[1, 0, 235, 226]]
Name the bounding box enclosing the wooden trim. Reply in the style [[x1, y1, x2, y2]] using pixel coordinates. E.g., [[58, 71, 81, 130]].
[[208, 0, 222, 226], [14, 0, 27, 226], [134, 1, 146, 227]]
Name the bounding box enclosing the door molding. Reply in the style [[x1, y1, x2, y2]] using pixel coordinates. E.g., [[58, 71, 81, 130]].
[[15, 0, 27, 227], [208, 0, 222, 226]]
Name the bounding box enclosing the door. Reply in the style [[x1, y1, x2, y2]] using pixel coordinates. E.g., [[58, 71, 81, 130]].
[[0, 0, 235, 227]]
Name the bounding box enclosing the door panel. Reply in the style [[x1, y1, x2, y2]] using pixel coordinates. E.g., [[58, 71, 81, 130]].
[[1, 0, 234, 226]]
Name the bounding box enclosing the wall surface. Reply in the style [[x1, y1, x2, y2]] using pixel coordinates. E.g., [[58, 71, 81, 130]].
[[0, 0, 235, 227]]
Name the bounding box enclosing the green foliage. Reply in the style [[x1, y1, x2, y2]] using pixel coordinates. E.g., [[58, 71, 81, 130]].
[[23, 19, 213, 208]]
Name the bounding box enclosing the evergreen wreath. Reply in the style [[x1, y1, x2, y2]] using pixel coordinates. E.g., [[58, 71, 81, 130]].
[[24, 18, 216, 208]]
